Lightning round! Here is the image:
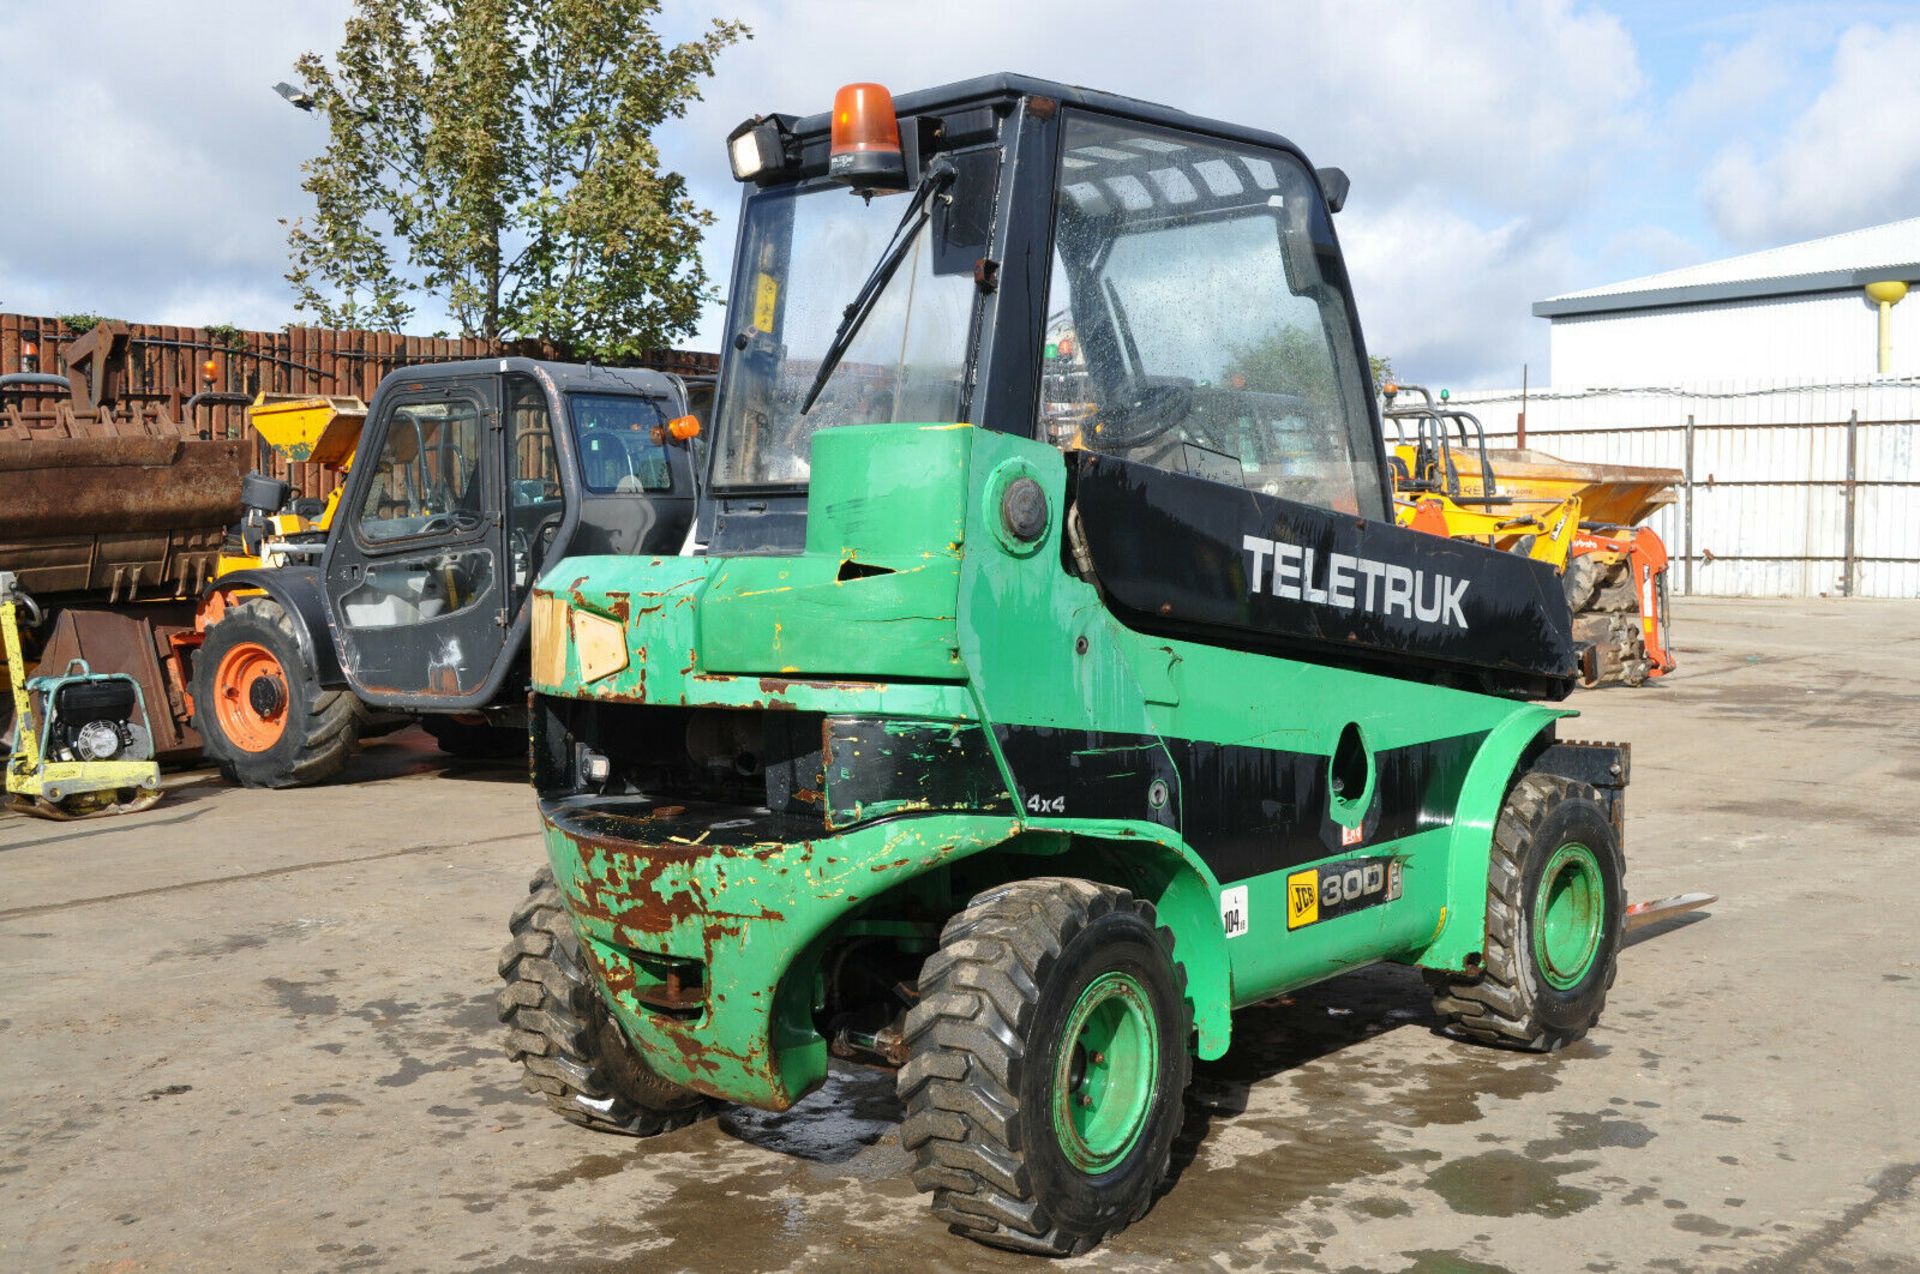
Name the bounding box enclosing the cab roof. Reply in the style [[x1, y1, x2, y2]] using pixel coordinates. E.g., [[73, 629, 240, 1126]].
[[383, 358, 680, 398], [781, 72, 1313, 168]]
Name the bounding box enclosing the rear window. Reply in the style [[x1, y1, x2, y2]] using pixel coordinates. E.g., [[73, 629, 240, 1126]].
[[568, 393, 673, 493]]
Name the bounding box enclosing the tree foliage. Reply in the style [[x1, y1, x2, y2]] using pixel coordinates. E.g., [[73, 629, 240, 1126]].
[[285, 0, 747, 358], [1221, 325, 1397, 408], [1221, 324, 1339, 408]]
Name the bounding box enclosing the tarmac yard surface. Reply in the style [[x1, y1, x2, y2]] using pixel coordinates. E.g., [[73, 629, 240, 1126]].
[[2, 597, 1915, 1273]]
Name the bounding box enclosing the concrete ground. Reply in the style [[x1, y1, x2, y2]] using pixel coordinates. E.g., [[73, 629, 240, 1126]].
[[1, 596, 1915, 1273]]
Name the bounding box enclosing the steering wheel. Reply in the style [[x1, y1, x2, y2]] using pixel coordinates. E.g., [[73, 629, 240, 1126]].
[[1093, 378, 1197, 449], [418, 508, 484, 536]]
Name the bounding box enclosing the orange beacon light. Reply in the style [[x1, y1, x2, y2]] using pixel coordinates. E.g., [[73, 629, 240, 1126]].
[[828, 83, 906, 189]]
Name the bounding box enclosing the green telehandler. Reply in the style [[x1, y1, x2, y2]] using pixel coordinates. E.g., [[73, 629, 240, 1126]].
[[498, 75, 1637, 1255]]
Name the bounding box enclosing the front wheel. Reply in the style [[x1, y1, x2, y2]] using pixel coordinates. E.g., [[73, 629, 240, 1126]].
[[190, 599, 360, 788], [1430, 772, 1625, 1050], [899, 878, 1191, 1256], [497, 867, 708, 1136]]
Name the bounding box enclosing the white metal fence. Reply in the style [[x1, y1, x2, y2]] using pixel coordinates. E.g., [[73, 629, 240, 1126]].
[[1444, 379, 1920, 598]]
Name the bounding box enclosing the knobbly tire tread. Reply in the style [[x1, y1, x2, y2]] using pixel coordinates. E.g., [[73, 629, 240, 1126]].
[[1561, 554, 1600, 612], [191, 598, 360, 788], [898, 877, 1191, 1256], [1429, 772, 1625, 1051], [497, 866, 708, 1137]]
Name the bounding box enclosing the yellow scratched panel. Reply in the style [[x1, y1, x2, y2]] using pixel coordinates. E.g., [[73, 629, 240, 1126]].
[[531, 593, 569, 689], [571, 609, 630, 684], [1287, 868, 1319, 930]]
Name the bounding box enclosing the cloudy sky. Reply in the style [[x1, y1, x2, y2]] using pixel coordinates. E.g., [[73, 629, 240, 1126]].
[[2, 0, 1916, 389]]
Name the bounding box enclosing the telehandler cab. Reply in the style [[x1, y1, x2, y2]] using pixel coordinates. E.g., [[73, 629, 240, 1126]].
[[192, 360, 700, 786], [500, 76, 1632, 1255]]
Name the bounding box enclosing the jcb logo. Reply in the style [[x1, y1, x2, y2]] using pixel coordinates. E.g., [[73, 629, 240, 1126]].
[[1286, 869, 1319, 929]]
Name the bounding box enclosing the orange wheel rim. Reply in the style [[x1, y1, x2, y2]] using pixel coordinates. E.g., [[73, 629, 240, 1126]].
[[214, 642, 288, 752]]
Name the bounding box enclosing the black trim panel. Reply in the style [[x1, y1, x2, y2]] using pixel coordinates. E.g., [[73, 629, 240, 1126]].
[[994, 723, 1488, 883], [1069, 451, 1576, 700]]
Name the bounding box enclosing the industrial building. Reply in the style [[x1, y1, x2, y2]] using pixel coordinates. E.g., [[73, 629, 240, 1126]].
[[1533, 217, 1920, 388]]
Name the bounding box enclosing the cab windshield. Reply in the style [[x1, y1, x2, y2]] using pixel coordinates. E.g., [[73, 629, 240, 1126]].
[[710, 163, 991, 488]]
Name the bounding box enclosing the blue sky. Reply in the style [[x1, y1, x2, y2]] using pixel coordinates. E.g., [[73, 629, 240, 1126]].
[[2, 1, 1916, 389]]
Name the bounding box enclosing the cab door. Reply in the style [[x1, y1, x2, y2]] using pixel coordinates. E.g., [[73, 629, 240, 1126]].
[[323, 375, 510, 708]]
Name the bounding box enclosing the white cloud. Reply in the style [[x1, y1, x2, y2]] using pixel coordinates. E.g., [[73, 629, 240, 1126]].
[[0, 3, 350, 321], [1340, 204, 1586, 389], [1666, 28, 1800, 135], [666, 0, 1647, 384], [0, 0, 1642, 384], [1701, 21, 1920, 249]]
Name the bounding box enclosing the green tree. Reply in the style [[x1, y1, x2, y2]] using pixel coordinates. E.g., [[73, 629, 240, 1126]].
[[284, 0, 747, 357], [1222, 325, 1397, 406], [1222, 324, 1339, 408]]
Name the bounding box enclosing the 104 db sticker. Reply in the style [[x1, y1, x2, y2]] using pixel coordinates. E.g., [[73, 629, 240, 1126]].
[[1286, 856, 1403, 930]]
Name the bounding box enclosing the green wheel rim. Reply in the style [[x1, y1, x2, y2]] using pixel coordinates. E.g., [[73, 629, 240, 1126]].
[[1533, 842, 1606, 990], [1051, 970, 1159, 1174]]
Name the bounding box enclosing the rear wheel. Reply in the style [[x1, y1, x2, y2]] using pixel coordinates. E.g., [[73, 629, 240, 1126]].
[[497, 867, 708, 1136], [1429, 772, 1625, 1051], [191, 599, 359, 788], [900, 878, 1190, 1256], [1560, 554, 1599, 611], [423, 714, 524, 760]]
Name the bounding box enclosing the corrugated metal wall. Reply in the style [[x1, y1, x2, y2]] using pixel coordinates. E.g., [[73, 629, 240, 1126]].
[[1450, 380, 1920, 598], [1549, 292, 1914, 387]]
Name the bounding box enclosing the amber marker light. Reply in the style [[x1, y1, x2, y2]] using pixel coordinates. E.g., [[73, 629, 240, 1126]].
[[828, 82, 906, 190], [667, 415, 701, 442]]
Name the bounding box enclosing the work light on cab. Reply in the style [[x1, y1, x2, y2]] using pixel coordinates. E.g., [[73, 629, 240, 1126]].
[[827, 82, 905, 190], [726, 113, 795, 183]]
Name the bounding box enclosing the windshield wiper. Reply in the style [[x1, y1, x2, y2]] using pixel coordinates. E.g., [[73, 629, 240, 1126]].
[[799, 157, 956, 416]]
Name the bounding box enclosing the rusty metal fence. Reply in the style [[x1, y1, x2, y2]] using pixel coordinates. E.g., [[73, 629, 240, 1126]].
[[0, 312, 717, 498], [1454, 380, 1920, 599]]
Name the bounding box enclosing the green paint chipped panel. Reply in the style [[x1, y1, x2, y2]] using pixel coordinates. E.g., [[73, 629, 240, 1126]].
[[546, 809, 1023, 1110]]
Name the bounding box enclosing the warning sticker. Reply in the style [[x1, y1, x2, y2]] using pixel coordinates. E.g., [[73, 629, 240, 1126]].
[[752, 272, 780, 332]]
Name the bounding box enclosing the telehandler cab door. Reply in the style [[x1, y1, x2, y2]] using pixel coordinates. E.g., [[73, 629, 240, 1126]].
[[322, 374, 519, 709]]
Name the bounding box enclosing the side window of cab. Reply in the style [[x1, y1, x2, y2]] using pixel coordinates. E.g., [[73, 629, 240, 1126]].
[[355, 393, 487, 541], [1038, 113, 1386, 520]]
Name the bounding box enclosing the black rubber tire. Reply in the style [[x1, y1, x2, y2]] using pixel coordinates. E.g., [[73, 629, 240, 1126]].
[[423, 715, 524, 760], [1561, 554, 1600, 612], [497, 866, 708, 1136], [899, 877, 1191, 1256], [1429, 772, 1625, 1051], [191, 598, 360, 788]]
